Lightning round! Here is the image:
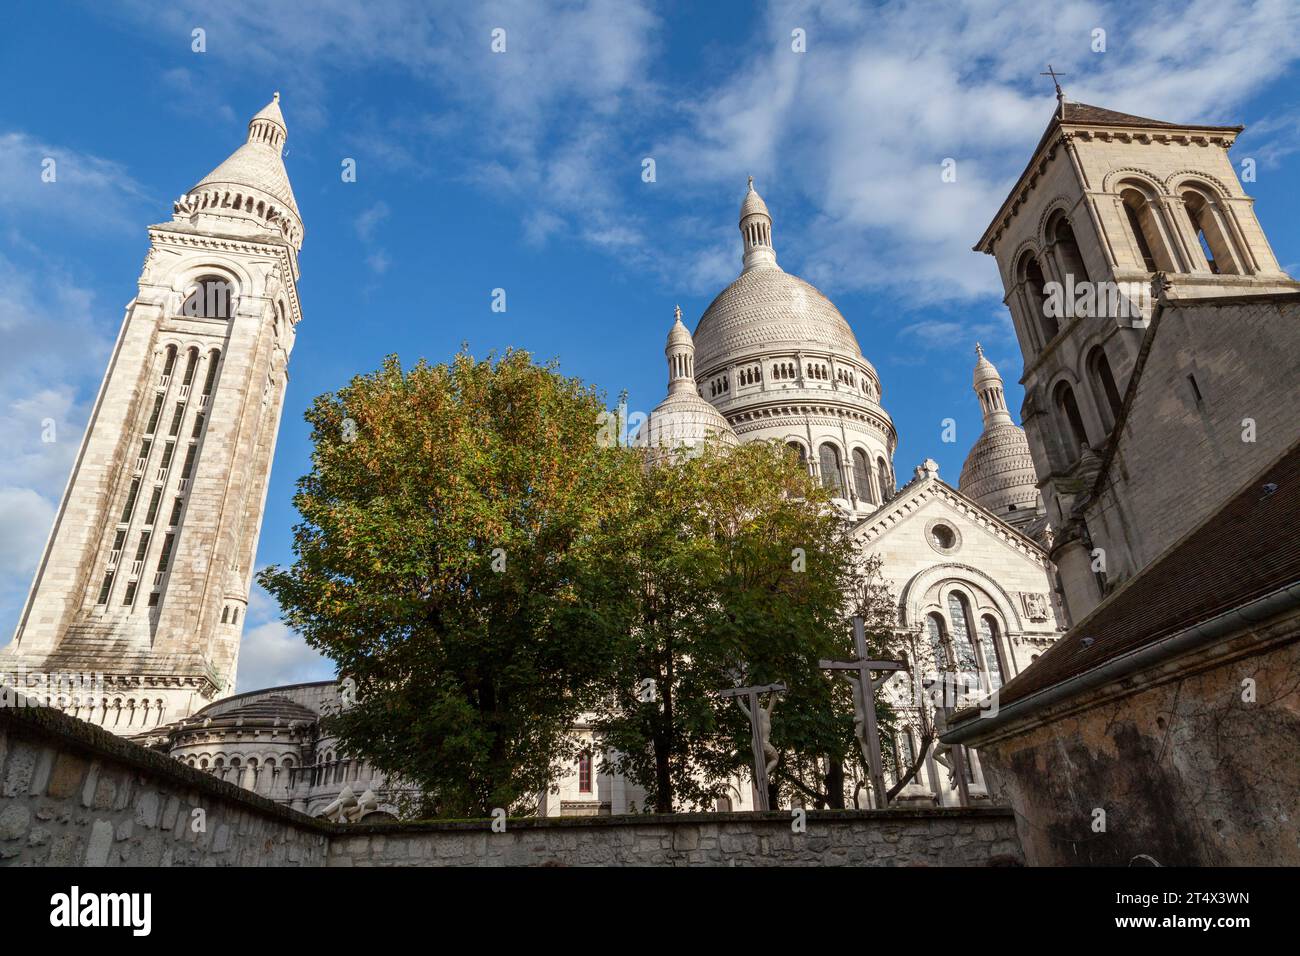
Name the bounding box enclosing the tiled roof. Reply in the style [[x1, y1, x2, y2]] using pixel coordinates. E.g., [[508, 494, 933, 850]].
[[952, 438, 1300, 723]]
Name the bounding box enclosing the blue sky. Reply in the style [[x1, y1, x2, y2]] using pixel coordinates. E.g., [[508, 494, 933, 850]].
[[2, 0, 1298, 690]]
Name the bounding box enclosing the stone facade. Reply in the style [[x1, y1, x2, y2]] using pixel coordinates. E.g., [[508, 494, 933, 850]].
[[1081, 295, 1300, 593], [1, 94, 304, 729], [0, 695, 328, 867], [328, 808, 1022, 867], [974, 98, 1300, 622], [0, 700, 1021, 867]]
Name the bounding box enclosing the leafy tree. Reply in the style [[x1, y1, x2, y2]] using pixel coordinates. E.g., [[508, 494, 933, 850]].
[[595, 440, 865, 812], [258, 350, 639, 817]]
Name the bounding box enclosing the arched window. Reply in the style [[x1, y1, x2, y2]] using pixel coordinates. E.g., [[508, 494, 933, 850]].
[[926, 613, 950, 670], [1088, 346, 1123, 428], [1050, 215, 1091, 286], [876, 458, 893, 502], [1053, 381, 1089, 460], [852, 448, 874, 504], [978, 615, 1007, 692], [787, 442, 807, 468], [1182, 190, 1238, 275], [182, 275, 235, 319], [946, 593, 979, 675], [578, 752, 593, 794], [160, 345, 178, 385], [1120, 189, 1171, 272], [818, 443, 843, 494], [1020, 254, 1058, 344], [201, 349, 220, 399]]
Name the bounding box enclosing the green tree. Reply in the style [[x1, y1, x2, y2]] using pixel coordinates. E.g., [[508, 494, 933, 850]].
[[595, 440, 865, 812], [258, 350, 639, 818]]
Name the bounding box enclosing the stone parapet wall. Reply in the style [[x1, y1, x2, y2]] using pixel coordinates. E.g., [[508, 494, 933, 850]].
[[0, 698, 1022, 867], [0, 696, 329, 867], [328, 808, 1022, 867]]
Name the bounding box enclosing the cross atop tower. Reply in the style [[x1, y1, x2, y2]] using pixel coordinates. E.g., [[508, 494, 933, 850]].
[[1040, 64, 1068, 101]]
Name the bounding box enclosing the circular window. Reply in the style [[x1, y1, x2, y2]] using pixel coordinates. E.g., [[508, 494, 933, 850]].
[[925, 519, 961, 554]]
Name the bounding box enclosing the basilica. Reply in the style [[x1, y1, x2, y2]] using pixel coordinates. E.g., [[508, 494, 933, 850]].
[[26, 85, 1295, 823]]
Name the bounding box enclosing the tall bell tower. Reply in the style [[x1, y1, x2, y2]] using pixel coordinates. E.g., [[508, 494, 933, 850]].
[[2, 94, 305, 733], [974, 91, 1297, 619]]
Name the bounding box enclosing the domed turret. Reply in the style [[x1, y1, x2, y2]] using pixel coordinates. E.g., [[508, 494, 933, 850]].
[[959, 344, 1042, 531], [639, 305, 738, 460], [172, 92, 304, 250]]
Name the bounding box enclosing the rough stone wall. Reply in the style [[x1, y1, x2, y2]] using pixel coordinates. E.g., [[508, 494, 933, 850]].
[[326, 809, 1022, 867], [1086, 299, 1300, 586], [0, 698, 328, 866], [972, 620, 1300, 866], [1, 700, 1023, 867]]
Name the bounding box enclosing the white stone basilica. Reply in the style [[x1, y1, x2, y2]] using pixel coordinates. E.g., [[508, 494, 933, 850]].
[[2, 96, 1065, 819]]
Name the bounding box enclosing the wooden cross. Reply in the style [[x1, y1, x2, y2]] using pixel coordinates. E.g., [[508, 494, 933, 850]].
[[820, 616, 906, 809], [1040, 64, 1068, 98], [714, 681, 786, 811]]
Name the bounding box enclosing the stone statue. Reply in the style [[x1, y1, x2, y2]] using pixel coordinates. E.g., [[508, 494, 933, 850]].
[[735, 694, 779, 777], [319, 783, 357, 823]]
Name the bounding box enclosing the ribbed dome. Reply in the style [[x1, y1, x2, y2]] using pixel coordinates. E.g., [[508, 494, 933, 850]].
[[959, 421, 1040, 515], [638, 389, 738, 458], [193, 694, 319, 724], [194, 143, 300, 217], [693, 267, 864, 371]]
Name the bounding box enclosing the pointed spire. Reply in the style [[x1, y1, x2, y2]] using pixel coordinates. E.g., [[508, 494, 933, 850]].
[[739, 177, 777, 273], [972, 344, 1012, 426]]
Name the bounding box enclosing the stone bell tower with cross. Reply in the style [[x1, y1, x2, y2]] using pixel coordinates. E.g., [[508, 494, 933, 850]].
[[2, 94, 305, 733], [973, 71, 1296, 622]]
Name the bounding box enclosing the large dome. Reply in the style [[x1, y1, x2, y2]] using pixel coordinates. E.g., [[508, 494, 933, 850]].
[[693, 267, 865, 372]]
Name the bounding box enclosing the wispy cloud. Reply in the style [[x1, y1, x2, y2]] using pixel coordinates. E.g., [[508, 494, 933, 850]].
[[0, 132, 154, 233], [235, 583, 333, 692]]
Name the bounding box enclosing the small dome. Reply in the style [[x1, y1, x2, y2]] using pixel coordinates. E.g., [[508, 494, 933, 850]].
[[740, 176, 771, 220], [667, 308, 692, 349], [638, 390, 738, 458], [190, 94, 300, 218], [973, 342, 1000, 389]]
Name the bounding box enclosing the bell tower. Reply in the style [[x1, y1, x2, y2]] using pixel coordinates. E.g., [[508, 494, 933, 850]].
[[974, 92, 1298, 617], [2, 94, 305, 732]]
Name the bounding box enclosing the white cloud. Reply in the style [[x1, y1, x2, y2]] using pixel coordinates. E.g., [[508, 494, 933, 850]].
[[656, 0, 1300, 301], [234, 582, 334, 692], [0, 132, 153, 233]]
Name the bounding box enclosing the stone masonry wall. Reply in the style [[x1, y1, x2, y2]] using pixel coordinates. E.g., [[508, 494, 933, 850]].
[[0, 697, 330, 866], [1, 699, 1022, 867], [327, 808, 1023, 867], [972, 617, 1300, 866]]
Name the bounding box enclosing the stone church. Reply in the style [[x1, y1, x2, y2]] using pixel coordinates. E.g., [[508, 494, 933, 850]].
[[1, 93, 1073, 819]]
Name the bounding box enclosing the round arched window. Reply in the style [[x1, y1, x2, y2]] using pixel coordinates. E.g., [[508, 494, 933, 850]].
[[926, 520, 960, 553], [181, 275, 235, 319]]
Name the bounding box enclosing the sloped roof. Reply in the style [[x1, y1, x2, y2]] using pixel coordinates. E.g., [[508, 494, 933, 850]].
[[950, 437, 1300, 727], [976, 100, 1244, 253]]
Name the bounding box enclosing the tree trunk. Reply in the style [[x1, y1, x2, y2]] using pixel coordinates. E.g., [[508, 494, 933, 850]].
[[823, 756, 845, 809]]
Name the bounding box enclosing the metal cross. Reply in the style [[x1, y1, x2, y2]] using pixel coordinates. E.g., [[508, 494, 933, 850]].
[[714, 681, 786, 811], [1040, 64, 1068, 98], [820, 616, 906, 809]]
